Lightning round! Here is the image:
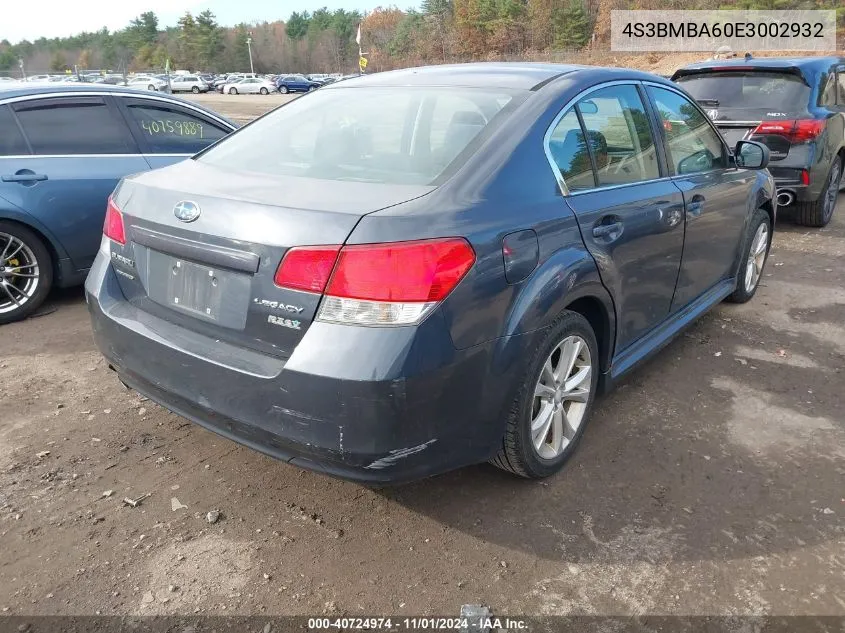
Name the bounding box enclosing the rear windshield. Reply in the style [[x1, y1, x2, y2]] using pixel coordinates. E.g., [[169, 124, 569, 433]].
[[197, 86, 519, 185], [675, 71, 810, 111]]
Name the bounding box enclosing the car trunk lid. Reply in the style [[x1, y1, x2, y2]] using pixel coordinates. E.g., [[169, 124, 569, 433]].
[[110, 159, 434, 360]]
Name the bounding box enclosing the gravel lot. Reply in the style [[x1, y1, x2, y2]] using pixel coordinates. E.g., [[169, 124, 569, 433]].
[[1, 94, 843, 618]]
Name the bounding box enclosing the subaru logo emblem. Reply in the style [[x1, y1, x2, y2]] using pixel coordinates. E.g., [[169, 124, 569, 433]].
[[174, 201, 201, 223]]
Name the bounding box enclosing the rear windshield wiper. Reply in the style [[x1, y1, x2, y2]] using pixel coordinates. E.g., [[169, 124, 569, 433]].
[[696, 98, 720, 107]]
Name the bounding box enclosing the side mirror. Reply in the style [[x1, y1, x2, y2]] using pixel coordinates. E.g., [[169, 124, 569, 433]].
[[735, 140, 769, 170]]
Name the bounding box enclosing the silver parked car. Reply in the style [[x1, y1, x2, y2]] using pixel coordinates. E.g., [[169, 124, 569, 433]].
[[128, 76, 168, 92], [169, 75, 210, 94], [224, 78, 276, 95]]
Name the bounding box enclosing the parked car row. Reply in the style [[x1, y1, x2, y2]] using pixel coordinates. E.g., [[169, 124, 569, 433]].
[[1, 58, 842, 486]]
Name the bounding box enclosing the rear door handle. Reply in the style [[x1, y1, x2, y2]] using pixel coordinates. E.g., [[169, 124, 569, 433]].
[[592, 222, 623, 238], [2, 174, 48, 183]]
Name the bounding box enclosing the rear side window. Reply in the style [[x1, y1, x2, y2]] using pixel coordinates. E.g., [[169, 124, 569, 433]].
[[648, 86, 727, 175], [547, 110, 596, 191], [13, 97, 135, 155], [198, 86, 518, 185], [821, 73, 837, 107], [125, 102, 229, 154], [0, 105, 29, 156], [675, 71, 810, 112], [837, 69, 845, 105], [575, 85, 661, 186]]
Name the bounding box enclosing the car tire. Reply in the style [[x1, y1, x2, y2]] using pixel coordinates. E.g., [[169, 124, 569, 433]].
[[260, 87, 269, 95], [308, 85, 316, 92], [726, 207, 771, 304], [0, 221, 53, 325], [279, 86, 288, 94], [491, 310, 599, 479], [795, 156, 841, 227], [191, 86, 200, 94], [229, 88, 238, 95], [147, 84, 156, 91]]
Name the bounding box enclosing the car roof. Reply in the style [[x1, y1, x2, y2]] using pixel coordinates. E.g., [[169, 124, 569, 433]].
[[323, 62, 670, 91], [676, 56, 845, 73], [0, 84, 236, 127]]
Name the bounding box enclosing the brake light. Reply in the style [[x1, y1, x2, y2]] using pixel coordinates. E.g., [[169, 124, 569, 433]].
[[753, 119, 824, 143], [103, 196, 126, 245], [274, 245, 341, 293], [275, 238, 475, 326], [801, 169, 810, 186], [322, 238, 475, 326], [326, 238, 475, 302]]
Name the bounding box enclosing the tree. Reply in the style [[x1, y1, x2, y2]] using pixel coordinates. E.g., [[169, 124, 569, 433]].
[[177, 12, 198, 69], [286, 12, 310, 40], [76, 49, 91, 69], [552, 0, 591, 49], [195, 10, 223, 70], [50, 51, 67, 71]]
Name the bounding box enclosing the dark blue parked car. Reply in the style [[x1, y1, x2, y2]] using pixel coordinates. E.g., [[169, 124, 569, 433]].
[[0, 85, 236, 323], [275, 74, 320, 94], [673, 56, 845, 226], [87, 64, 775, 483]]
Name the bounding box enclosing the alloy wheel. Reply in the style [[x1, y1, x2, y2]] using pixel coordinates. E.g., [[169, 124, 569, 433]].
[[0, 232, 40, 315], [744, 222, 769, 293], [823, 162, 840, 223], [530, 335, 592, 460]]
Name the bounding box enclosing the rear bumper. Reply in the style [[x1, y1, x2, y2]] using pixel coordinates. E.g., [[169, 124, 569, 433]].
[[85, 253, 508, 484]]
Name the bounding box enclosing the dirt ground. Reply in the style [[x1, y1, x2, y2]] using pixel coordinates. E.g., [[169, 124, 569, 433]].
[[0, 94, 844, 618]]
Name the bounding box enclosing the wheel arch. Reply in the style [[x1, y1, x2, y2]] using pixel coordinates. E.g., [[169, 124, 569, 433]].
[[494, 246, 617, 375], [0, 208, 67, 279]]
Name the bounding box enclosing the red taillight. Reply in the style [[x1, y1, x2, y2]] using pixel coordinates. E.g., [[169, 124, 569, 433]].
[[274, 245, 341, 293], [801, 169, 810, 186], [104, 196, 126, 245], [326, 238, 476, 302], [753, 119, 824, 143]]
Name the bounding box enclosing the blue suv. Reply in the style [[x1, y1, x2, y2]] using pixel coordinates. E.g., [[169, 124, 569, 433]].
[[0, 85, 236, 323]]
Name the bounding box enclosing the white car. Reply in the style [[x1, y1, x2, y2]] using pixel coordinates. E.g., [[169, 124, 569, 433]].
[[169, 75, 210, 93], [224, 77, 276, 95], [128, 76, 168, 91]]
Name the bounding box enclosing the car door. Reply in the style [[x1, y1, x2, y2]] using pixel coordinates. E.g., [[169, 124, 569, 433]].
[[644, 83, 757, 310], [115, 95, 233, 169], [548, 82, 686, 352], [2, 94, 147, 272]]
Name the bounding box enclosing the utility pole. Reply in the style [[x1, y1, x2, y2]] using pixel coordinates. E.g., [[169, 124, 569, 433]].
[[246, 34, 254, 74]]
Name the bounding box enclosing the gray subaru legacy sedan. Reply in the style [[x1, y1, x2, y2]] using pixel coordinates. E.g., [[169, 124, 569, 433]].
[[87, 63, 775, 484]]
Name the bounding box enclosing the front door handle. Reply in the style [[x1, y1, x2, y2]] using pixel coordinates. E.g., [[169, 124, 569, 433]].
[[592, 221, 623, 239], [2, 173, 48, 183], [687, 194, 705, 218]]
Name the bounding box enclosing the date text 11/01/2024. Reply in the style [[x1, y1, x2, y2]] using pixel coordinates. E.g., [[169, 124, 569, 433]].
[[307, 617, 528, 630], [140, 119, 205, 137]]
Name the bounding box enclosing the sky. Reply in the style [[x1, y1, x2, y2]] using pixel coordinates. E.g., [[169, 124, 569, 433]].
[[3, 0, 404, 44]]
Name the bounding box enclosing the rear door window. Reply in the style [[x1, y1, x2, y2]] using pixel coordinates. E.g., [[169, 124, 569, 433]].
[[647, 86, 727, 175], [12, 97, 136, 155], [574, 85, 661, 186], [121, 99, 229, 154], [0, 104, 29, 156]]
